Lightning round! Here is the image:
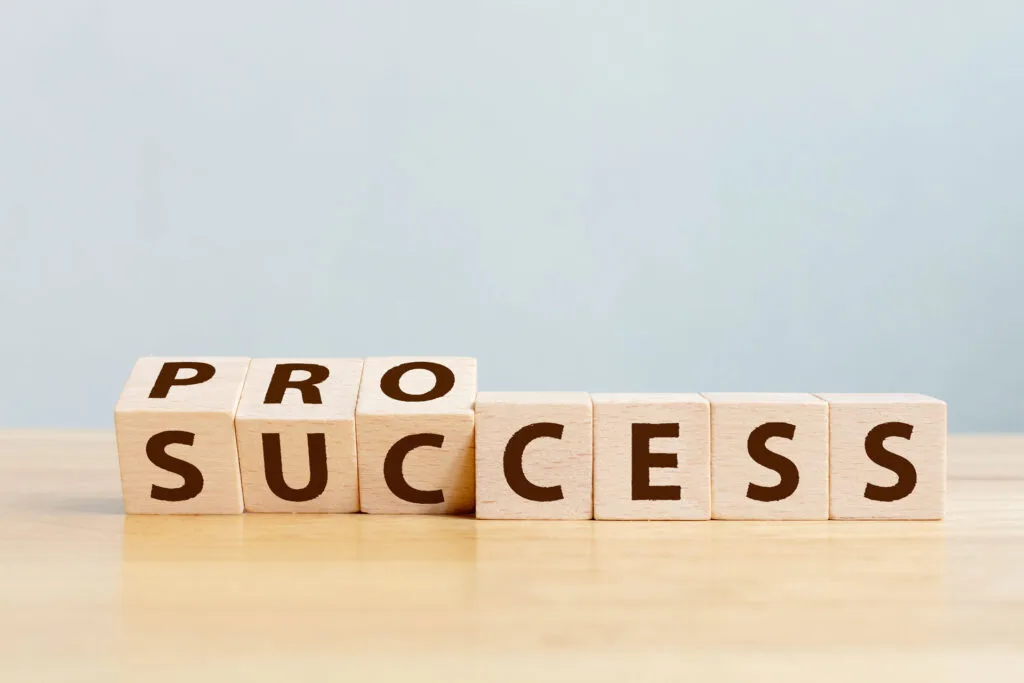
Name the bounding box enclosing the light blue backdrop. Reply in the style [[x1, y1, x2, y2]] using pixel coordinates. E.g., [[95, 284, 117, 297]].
[[1, 2, 1022, 430]]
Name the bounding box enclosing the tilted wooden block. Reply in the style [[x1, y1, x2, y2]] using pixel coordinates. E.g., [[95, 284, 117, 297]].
[[234, 358, 364, 513], [114, 357, 249, 514], [816, 393, 946, 520], [475, 392, 593, 520], [593, 393, 710, 520], [355, 357, 477, 514], [705, 393, 828, 520]]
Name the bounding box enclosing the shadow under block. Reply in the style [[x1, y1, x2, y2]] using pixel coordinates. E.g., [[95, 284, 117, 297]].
[[234, 359, 364, 513], [592, 393, 710, 520], [475, 392, 593, 520], [705, 393, 828, 520], [114, 357, 249, 514], [817, 393, 946, 520], [355, 357, 477, 514]]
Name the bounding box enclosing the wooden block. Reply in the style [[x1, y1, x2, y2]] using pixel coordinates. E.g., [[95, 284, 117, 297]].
[[592, 393, 710, 520], [355, 357, 477, 514], [704, 393, 828, 520], [234, 359, 364, 513], [114, 357, 249, 514], [475, 392, 593, 520], [816, 393, 946, 520]]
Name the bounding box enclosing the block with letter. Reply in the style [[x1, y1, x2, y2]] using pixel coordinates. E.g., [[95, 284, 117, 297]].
[[816, 393, 946, 520], [592, 393, 710, 520], [475, 392, 593, 520], [114, 357, 249, 514], [356, 357, 477, 514], [234, 358, 364, 513], [704, 393, 828, 520]]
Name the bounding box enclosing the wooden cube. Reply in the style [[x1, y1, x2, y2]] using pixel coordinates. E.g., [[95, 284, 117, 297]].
[[114, 357, 249, 514], [816, 393, 946, 520], [234, 358, 364, 513], [475, 392, 593, 520], [704, 393, 828, 520], [592, 393, 710, 520], [355, 357, 477, 514]]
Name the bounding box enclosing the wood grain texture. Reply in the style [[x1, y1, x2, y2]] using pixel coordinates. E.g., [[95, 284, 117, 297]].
[[475, 392, 593, 520], [114, 357, 249, 514], [705, 392, 829, 520], [817, 393, 946, 520], [592, 393, 710, 520], [1, 431, 1023, 681], [235, 358, 363, 513], [355, 357, 476, 514]]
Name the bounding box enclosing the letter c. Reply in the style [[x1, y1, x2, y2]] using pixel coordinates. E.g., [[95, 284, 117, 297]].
[[383, 433, 446, 504], [503, 422, 565, 502]]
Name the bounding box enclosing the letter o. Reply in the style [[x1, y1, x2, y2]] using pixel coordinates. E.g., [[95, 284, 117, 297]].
[[380, 361, 456, 403]]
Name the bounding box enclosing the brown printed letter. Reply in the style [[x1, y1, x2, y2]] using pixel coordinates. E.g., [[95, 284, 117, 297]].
[[146, 430, 204, 502], [379, 361, 455, 403], [746, 422, 800, 502], [264, 363, 330, 405], [863, 422, 917, 502], [503, 422, 565, 502], [631, 423, 681, 501], [148, 362, 216, 399], [383, 433, 446, 504], [262, 433, 329, 502]]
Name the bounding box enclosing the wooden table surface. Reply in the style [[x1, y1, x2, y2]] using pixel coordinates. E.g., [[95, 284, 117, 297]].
[[1, 431, 1023, 681]]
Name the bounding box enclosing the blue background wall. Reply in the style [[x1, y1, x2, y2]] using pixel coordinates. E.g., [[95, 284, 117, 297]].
[[1, 1, 1021, 430]]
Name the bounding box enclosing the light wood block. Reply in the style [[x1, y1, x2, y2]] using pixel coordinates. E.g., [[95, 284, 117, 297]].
[[816, 393, 946, 520], [705, 392, 828, 520], [475, 392, 593, 520], [592, 393, 710, 520], [114, 357, 249, 514], [234, 359, 364, 513], [355, 357, 476, 514]]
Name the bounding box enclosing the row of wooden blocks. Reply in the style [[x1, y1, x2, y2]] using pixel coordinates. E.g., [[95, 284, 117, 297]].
[[115, 357, 946, 519]]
